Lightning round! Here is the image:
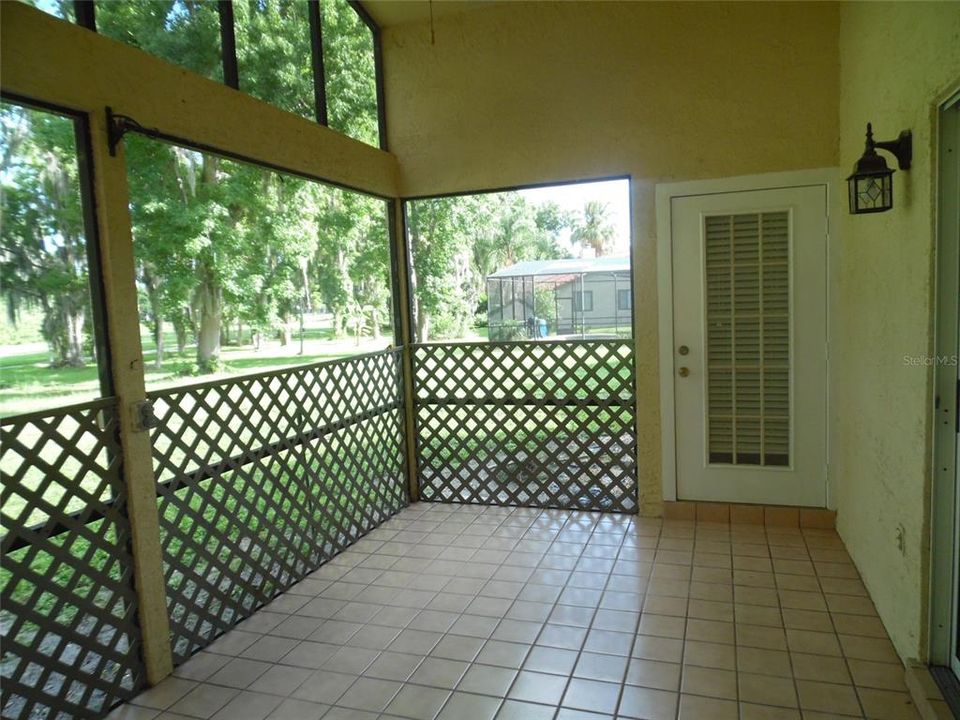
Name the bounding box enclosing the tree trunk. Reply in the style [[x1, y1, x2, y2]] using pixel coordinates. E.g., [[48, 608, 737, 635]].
[[299, 302, 305, 355], [195, 270, 222, 372], [173, 313, 188, 355], [370, 308, 381, 341], [300, 262, 312, 313], [154, 321, 164, 370], [62, 302, 85, 367], [416, 298, 430, 343], [143, 266, 164, 370]]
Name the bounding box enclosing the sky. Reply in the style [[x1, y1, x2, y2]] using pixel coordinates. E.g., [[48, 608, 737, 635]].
[[519, 178, 631, 257]]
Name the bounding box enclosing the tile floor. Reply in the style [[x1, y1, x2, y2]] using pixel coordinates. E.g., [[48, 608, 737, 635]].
[[110, 502, 921, 720]]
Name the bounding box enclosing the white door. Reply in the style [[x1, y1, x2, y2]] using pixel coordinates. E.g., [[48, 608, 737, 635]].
[[672, 186, 828, 506]]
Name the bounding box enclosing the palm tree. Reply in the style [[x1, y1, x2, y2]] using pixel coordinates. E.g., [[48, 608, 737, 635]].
[[571, 200, 616, 257]]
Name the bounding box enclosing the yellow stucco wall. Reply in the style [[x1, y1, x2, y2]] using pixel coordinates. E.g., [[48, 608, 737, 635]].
[[833, 2, 960, 663], [382, 1, 841, 514]]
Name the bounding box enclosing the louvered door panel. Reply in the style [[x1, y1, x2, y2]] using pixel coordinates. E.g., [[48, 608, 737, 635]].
[[704, 211, 790, 467]]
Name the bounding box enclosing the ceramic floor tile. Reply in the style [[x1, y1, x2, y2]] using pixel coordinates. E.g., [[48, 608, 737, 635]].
[[677, 693, 739, 720], [573, 651, 628, 682], [790, 652, 851, 684], [281, 642, 338, 670], [638, 613, 686, 639], [323, 646, 378, 675], [408, 657, 469, 689], [495, 699, 556, 720], [583, 628, 634, 655], [291, 670, 356, 705], [457, 664, 518, 696], [632, 635, 684, 664], [388, 629, 444, 655], [625, 658, 681, 691], [847, 659, 908, 691], [680, 665, 737, 700], [857, 687, 922, 720], [739, 703, 802, 720], [436, 692, 501, 720], [106, 706, 160, 720], [539, 623, 588, 650], [523, 645, 578, 675], [685, 618, 735, 644], [562, 678, 621, 714], [839, 634, 900, 663], [248, 665, 313, 696], [209, 691, 282, 720], [363, 652, 424, 682], [113, 505, 911, 720], [617, 686, 678, 720], [173, 653, 232, 682], [131, 678, 198, 710], [167, 685, 239, 719], [346, 624, 401, 650], [682, 640, 736, 670], [786, 628, 843, 656], [507, 670, 568, 705], [476, 640, 531, 669], [265, 699, 329, 720], [738, 672, 798, 708], [336, 677, 403, 713], [736, 646, 792, 678], [384, 684, 451, 720], [796, 679, 862, 716]]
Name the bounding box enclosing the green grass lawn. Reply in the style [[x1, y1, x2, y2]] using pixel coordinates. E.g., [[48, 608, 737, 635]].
[[0, 319, 393, 417]]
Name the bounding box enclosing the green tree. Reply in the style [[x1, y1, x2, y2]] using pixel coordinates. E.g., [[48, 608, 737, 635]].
[[6, 1, 392, 378], [321, 0, 380, 146], [572, 200, 616, 257], [234, 0, 314, 118], [96, 1, 223, 80], [410, 192, 572, 341], [1, 104, 92, 368]]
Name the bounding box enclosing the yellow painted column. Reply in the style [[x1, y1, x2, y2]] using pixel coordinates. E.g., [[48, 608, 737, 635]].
[[87, 112, 173, 684], [391, 198, 420, 501]]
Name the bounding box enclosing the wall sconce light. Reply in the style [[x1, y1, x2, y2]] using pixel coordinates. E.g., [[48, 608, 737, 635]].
[[846, 123, 912, 214]]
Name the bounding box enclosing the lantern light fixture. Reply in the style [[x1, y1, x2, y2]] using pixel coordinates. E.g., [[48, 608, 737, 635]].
[[846, 123, 912, 214]]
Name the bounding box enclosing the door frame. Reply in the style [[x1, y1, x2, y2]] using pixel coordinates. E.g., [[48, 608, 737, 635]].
[[655, 168, 840, 504], [928, 89, 960, 671]]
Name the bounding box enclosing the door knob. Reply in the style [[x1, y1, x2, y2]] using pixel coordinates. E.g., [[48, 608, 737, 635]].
[[678, 367, 690, 377], [678, 345, 689, 355]]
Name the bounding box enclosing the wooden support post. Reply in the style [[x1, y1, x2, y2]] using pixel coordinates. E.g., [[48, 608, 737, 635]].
[[87, 111, 173, 684], [390, 198, 420, 501]]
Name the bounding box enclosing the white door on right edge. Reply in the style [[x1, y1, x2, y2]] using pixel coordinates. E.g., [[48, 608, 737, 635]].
[[672, 186, 828, 506]]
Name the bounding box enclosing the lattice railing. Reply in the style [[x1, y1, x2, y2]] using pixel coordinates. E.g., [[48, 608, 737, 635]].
[[412, 340, 637, 512], [1, 399, 144, 720], [147, 349, 407, 662]]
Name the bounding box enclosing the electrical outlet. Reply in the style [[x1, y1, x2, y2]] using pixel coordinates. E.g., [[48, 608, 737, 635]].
[[895, 524, 906, 555]]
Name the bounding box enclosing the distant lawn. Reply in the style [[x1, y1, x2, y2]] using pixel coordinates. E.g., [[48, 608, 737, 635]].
[[0, 321, 393, 417]]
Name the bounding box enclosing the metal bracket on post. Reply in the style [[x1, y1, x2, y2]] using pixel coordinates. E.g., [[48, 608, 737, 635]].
[[106, 107, 125, 157], [133, 400, 158, 433], [106, 107, 151, 157]]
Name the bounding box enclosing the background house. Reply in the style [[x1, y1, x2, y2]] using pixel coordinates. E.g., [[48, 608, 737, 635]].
[[486, 256, 632, 339]]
